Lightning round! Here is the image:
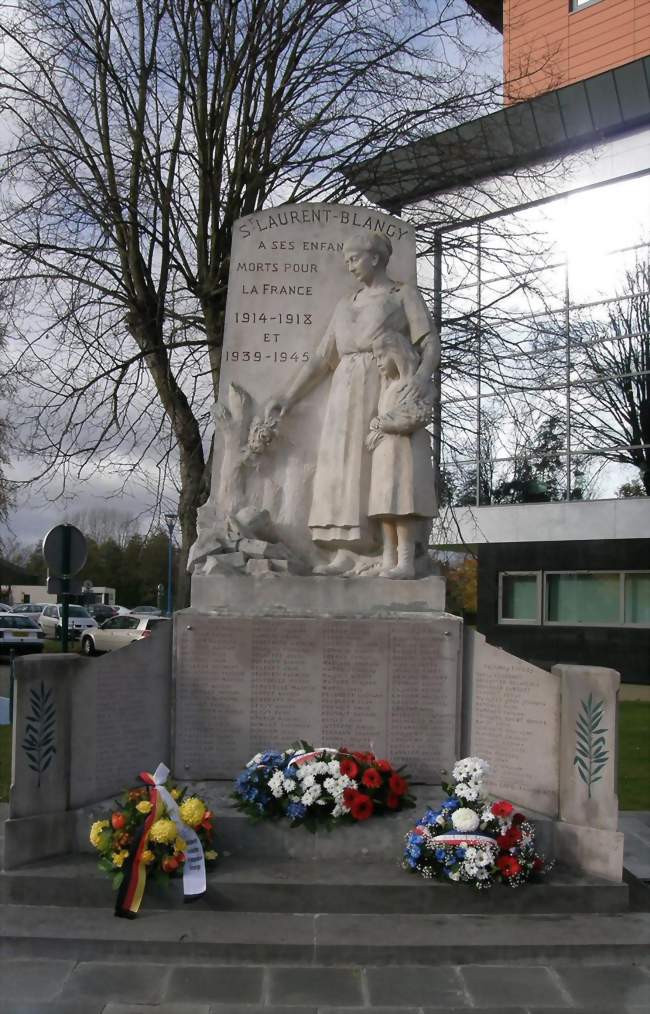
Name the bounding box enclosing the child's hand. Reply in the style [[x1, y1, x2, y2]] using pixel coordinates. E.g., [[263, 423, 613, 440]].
[[366, 424, 384, 452]]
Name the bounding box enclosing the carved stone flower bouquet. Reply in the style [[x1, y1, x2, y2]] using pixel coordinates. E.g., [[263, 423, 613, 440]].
[[403, 755, 552, 889]]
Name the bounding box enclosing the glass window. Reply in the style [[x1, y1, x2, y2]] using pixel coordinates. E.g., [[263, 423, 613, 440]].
[[68, 605, 90, 617], [571, 0, 603, 10], [624, 573, 650, 625], [546, 572, 620, 624], [499, 572, 540, 623]]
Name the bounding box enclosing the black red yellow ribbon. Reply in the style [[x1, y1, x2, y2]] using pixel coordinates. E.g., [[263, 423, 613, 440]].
[[114, 770, 164, 919]]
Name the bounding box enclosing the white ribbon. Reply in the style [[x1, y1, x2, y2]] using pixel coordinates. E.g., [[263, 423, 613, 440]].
[[151, 762, 206, 898]]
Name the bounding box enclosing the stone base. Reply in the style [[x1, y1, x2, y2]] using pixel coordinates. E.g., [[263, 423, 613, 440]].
[[190, 573, 446, 616], [173, 608, 462, 783], [554, 820, 625, 882]]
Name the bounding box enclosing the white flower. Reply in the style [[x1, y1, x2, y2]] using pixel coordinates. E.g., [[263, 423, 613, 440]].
[[314, 762, 328, 775], [332, 803, 345, 818], [327, 761, 341, 776], [451, 807, 480, 833], [268, 771, 285, 797], [301, 772, 315, 788], [452, 756, 488, 783], [435, 815, 446, 826], [283, 778, 296, 792], [456, 783, 479, 802], [247, 752, 263, 768], [449, 870, 461, 881]]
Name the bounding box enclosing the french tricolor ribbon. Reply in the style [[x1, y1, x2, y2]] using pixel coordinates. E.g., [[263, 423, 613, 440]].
[[115, 763, 206, 919]]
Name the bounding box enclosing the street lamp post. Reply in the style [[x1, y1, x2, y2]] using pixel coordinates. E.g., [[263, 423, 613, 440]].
[[163, 513, 177, 616]]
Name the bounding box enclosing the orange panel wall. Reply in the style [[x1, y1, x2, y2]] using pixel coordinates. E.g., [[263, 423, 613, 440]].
[[504, 0, 650, 103]]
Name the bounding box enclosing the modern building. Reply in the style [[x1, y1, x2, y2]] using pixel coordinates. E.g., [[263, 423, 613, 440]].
[[349, 1, 650, 681]]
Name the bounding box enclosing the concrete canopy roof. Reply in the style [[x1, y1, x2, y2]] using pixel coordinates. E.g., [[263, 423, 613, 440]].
[[345, 57, 650, 212], [466, 1, 503, 32]]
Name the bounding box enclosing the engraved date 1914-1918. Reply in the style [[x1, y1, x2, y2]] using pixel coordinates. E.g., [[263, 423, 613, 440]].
[[235, 312, 312, 325], [224, 350, 311, 363]]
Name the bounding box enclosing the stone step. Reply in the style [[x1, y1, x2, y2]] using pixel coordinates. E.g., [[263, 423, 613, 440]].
[[2, 904, 649, 965], [0, 854, 630, 914]]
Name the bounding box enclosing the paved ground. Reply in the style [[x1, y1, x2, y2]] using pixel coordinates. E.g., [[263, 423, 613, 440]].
[[1, 957, 649, 1013]]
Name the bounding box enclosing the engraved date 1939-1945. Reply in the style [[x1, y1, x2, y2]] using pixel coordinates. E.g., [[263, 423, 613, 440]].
[[234, 312, 312, 325], [224, 350, 311, 363]]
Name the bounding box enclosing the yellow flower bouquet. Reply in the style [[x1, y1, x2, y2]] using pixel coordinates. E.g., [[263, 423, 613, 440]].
[[89, 772, 217, 916]]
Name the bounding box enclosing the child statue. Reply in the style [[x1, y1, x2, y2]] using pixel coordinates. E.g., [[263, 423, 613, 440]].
[[366, 331, 436, 579]]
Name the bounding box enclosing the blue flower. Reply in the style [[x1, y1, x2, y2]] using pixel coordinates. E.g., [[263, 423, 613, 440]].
[[424, 808, 440, 823], [455, 847, 466, 859], [435, 848, 447, 862], [407, 855, 419, 869], [287, 802, 307, 819], [408, 833, 424, 846], [441, 798, 460, 812]]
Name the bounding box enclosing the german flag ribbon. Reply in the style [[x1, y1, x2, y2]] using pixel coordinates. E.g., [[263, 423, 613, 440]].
[[115, 770, 164, 919]]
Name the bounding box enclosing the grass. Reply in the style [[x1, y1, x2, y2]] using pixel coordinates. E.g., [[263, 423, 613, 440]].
[[618, 700, 650, 810], [0, 697, 648, 807]]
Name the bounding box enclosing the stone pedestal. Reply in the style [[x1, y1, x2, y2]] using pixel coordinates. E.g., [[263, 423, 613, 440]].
[[174, 576, 460, 784], [190, 573, 446, 616]]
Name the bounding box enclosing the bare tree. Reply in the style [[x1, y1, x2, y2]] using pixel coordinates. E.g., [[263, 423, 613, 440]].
[[571, 261, 650, 494], [0, 0, 496, 597]]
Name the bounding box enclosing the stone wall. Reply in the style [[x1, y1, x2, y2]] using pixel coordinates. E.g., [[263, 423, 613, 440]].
[[5, 623, 172, 868]]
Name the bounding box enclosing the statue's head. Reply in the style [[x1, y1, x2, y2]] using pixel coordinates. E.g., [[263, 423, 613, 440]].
[[343, 232, 393, 276], [372, 330, 419, 379]]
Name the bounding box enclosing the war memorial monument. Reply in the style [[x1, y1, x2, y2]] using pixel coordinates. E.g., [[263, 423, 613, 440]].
[[6, 205, 625, 891]]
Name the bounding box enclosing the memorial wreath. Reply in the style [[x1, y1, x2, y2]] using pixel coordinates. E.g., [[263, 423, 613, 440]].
[[232, 742, 415, 829], [89, 763, 218, 917], [403, 755, 553, 889]]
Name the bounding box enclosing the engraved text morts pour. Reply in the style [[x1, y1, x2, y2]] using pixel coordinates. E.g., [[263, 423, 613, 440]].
[[188, 203, 440, 579]]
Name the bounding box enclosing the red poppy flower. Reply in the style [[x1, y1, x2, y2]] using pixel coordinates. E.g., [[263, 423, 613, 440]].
[[491, 800, 514, 819], [496, 855, 522, 878], [361, 768, 382, 789], [340, 758, 359, 778], [389, 773, 408, 796], [350, 794, 374, 821], [512, 812, 526, 826], [111, 812, 126, 830], [386, 793, 400, 809], [376, 759, 392, 773], [343, 786, 359, 807]]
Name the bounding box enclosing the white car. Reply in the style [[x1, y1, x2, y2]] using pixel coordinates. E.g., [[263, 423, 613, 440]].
[[12, 603, 49, 617], [0, 615, 46, 654], [80, 615, 169, 656], [0, 603, 13, 613], [39, 604, 98, 640]]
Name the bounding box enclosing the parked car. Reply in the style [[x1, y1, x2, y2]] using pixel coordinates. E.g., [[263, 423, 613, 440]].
[[130, 605, 162, 616], [12, 603, 49, 616], [80, 615, 169, 656], [39, 604, 98, 640], [0, 603, 13, 613], [0, 615, 46, 654], [86, 604, 117, 624], [113, 605, 132, 616]]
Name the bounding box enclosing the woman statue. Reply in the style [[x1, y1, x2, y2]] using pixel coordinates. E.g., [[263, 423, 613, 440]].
[[264, 232, 439, 576]]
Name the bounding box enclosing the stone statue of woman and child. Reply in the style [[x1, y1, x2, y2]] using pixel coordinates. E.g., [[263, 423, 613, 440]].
[[189, 227, 439, 581]]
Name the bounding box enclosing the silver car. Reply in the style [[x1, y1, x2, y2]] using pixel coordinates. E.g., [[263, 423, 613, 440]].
[[39, 604, 98, 640], [80, 615, 169, 656], [0, 615, 46, 654]]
